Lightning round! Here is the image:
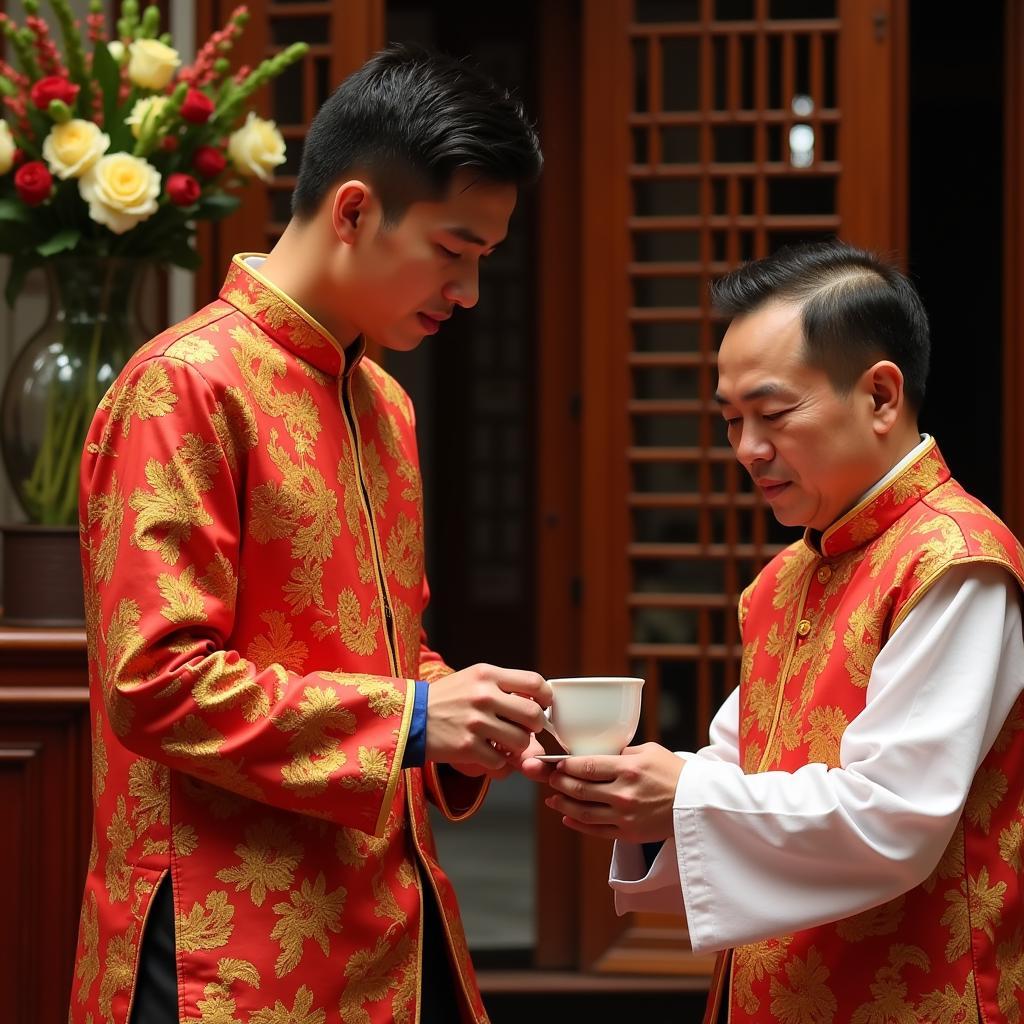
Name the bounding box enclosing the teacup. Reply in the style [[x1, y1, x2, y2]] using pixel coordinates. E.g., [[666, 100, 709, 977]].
[[541, 676, 644, 755]]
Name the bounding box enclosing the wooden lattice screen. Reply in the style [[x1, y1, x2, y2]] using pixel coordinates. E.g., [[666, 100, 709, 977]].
[[575, 0, 905, 973]]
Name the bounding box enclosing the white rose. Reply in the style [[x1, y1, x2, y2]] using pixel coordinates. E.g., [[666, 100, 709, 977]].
[[127, 39, 180, 91], [42, 119, 110, 179], [227, 112, 286, 181], [107, 40, 125, 64], [125, 96, 169, 139], [0, 120, 15, 176], [79, 153, 161, 235]]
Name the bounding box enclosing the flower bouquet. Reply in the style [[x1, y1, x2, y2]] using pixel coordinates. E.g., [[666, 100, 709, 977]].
[[0, 0, 307, 525]]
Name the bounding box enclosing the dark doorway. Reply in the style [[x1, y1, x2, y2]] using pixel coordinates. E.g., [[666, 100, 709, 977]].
[[909, 1, 1004, 512]]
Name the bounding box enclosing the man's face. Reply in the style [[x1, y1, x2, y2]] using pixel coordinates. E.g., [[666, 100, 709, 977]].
[[338, 168, 517, 351], [715, 300, 882, 532]]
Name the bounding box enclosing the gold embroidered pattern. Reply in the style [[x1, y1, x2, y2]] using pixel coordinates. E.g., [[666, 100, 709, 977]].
[[849, 944, 929, 1024], [216, 818, 304, 907], [270, 873, 346, 977], [803, 706, 848, 767], [733, 936, 792, 1014], [835, 897, 904, 943], [177, 889, 235, 952]]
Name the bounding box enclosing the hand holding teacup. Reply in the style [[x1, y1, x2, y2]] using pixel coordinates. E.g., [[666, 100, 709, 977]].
[[522, 676, 686, 843]]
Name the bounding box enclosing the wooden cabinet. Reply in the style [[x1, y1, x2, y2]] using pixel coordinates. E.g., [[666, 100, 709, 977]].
[[0, 628, 90, 1024]]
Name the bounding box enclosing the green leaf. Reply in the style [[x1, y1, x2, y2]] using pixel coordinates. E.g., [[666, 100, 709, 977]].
[[92, 39, 121, 137], [195, 193, 241, 222], [0, 198, 31, 225], [36, 227, 81, 256]]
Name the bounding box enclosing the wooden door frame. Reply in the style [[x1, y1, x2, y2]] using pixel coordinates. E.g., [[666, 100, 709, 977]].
[[1003, 0, 1024, 536]]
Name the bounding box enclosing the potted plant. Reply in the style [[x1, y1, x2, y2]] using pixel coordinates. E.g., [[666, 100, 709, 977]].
[[0, 0, 306, 623]]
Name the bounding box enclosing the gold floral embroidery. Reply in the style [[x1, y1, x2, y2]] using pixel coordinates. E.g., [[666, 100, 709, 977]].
[[250, 985, 326, 1024], [106, 361, 178, 438], [965, 767, 1009, 834], [104, 795, 133, 903], [75, 890, 100, 1002], [922, 822, 964, 894], [276, 686, 356, 796], [271, 873, 346, 977], [392, 598, 420, 679], [247, 610, 310, 674], [157, 565, 207, 624], [843, 588, 885, 688], [335, 826, 389, 868], [216, 818, 304, 907], [231, 327, 321, 456], [941, 868, 1006, 962], [996, 930, 1024, 1023], [772, 547, 814, 610], [98, 923, 137, 1020], [127, 758, 169, 832], [87, 473, 124, 585], [173, 823, 199, 858], [338, 934, 414, 1024], [890, 452, 943, 504], [742, 677, 776, 740], [165, 334, 219, 364], [385, 513, 423, 590], [92, 715, 108, 800], [337, 589, 380, 656], [803, 706, 849, 767], [768, 947, 837, 1024], [733, 935, 792, 1014], [211, 385, 259, 474], [130, 434, 220, 565], [320, 673, 406, 719], [372, 869, 406, 936], [999, 820, 1024, 872], [917, 971, 979, 1024], [972, 528, 1012, 561], [341, 747, 390, 794], [200, 553, 238, 612], [177, 890, 235, 952], [849, 944, 929, 1024]]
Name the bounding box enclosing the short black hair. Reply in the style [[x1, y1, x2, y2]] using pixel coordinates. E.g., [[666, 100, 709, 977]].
[[292, 43, 543, 224], [711, 241, 930, 410]]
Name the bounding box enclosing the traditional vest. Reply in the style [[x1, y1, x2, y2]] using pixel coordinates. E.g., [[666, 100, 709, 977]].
[[707, 441, 1024, 1024], [71, 256, 489, 1024]]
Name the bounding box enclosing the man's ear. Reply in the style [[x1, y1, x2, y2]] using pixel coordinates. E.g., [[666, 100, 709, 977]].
[[864, 360, 905, 435], [331, 179, 372, 244]]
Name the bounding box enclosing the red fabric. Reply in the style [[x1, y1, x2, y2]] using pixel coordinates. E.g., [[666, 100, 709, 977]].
[[70, 255, 488, 1024], [720, 441, 1024, 1022]]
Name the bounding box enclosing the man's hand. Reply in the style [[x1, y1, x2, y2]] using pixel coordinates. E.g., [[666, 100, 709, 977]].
[[426, 664, 551, 775], [543, 743, 685, 843], [449, 734, 549, 781]]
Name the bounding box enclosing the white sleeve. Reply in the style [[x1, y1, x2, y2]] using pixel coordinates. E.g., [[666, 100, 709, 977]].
[[608, 686, 741, 915], [673, 563, 1024, 954]]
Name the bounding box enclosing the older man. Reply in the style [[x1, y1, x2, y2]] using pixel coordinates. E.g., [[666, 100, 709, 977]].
[[528, 242, 1024, 1022]]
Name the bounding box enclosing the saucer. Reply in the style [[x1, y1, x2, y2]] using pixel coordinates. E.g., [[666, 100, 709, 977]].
[[534, 754, 570, 763]]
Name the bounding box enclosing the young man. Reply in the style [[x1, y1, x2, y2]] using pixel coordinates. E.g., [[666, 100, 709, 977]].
[[529, 243, 1024, 1021], [71, 45, 546, 1024]]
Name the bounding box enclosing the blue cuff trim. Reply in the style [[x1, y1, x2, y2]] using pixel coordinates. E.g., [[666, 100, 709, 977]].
[[402, 680, 429, 769]]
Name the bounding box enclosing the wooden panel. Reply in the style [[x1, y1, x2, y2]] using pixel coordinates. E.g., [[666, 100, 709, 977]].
[[534, 0, 583, 970], [0, 628, 89, 1024], [193, 0, 385, 307], [576, 0, 906, 976], [1004, 0, 1024, 536]]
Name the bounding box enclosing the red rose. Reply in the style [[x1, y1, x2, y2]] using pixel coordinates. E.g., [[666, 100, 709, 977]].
[[166, 172, 201, 206], [193, 145, 226, 179], [12, 149, 24, 167], [161, 135, 180, 152], [14, 161, 53, 206], [180, 88, 214, 125], [30, 75, 80, 111]]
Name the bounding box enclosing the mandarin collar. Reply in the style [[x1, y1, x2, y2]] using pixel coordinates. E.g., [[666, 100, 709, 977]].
[[219, 253, 365, 377], [806, 438, 951, 558]]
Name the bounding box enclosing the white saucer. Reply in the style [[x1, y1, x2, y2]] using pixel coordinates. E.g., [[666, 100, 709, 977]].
[[534, 754, 570, 763]]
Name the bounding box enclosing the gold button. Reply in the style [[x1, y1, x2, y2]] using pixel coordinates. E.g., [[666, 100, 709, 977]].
[[797, 618, 812, 637], [816, 565, 832, 584]]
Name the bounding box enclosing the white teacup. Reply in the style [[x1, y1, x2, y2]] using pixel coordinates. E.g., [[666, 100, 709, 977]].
[[541, 676, 644, 755]]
